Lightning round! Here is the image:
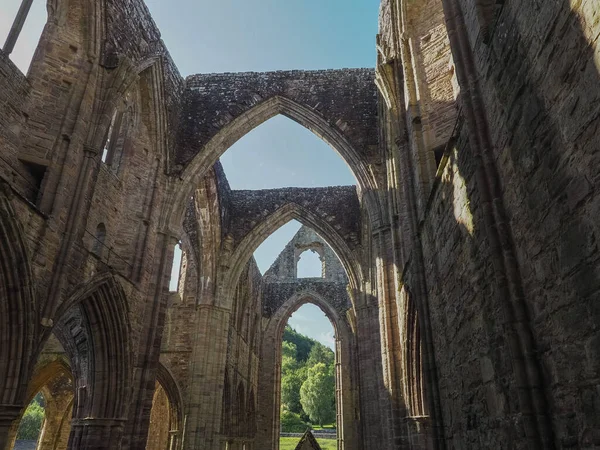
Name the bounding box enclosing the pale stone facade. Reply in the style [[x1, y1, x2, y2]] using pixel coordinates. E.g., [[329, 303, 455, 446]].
[[1, 0, 600, 449]]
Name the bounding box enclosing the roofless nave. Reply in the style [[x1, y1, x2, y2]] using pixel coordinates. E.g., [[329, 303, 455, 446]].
[[1, 0, 599, 449]]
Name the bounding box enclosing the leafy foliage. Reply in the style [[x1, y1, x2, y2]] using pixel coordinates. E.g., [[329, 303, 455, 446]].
[[281, 367, 307, 414], [16, 395, 45, 440], [281, 325, 336, 428], [300, 363, 336, 426], [307, 342, 335, 367], [283, 326, 316, 362], [280, 409, 310, 433]]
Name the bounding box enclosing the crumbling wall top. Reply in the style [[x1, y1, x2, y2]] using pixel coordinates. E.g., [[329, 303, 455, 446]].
[[263, 225, 347, 283], [225, 186, 361, 252], [174, 69, 379, 169]]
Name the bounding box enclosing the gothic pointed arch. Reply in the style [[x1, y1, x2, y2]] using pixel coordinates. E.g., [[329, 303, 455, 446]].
[[155, 362, 184, 437], [52, 273, 132, 434], [26, 358, 72, 405], [257, 289, 359, 449], [221, 202, 362, 310], [0, 187, 37, 408], [171, 88, 381, 226], [268, 290, 346, 341]]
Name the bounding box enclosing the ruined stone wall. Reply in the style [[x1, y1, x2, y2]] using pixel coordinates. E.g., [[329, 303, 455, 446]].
[[378, 0, 600, 449], [0, 1, 188, 449], [456, 0, 600, 446], [404, 0, 457, 152], [175, 70, 379, 169], [263, 225, 347, 283], [9, 0, 600, 448], [224, 258, 263, 440], [160, 292, 196, 398], [226, 187, 361, 252], [256, 226, 358, 450], [146, 383, 171, 450]]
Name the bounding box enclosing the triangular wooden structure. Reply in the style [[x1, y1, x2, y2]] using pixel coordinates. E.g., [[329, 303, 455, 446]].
[[294, 429, 323, 450]]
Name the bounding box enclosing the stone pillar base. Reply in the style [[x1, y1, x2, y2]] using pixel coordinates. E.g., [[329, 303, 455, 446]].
[[405, 415, 433, 450], [0, 404, 23, 450], [68, 417, 127, 450]]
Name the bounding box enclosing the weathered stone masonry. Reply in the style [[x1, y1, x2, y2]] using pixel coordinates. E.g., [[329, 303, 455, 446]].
[[1, 0, 600, 449]]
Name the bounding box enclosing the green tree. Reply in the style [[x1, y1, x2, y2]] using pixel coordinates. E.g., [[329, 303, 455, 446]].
[[16, 397, 45, 440], [300, 363, 336, 427], [281, 366, 307, 414], [283, 326, 315, 362], [282, 341, 299, 374], [306, 342, 335, 368]]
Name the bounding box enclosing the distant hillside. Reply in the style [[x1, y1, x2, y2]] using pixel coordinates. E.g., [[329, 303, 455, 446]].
[[283, 325, 320, 362]]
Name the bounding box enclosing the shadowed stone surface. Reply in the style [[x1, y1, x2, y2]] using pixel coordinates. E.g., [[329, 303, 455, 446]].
[[1, 0, 599, 449]]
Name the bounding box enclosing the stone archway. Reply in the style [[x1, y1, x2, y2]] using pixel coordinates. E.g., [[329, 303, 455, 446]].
[[168, 68, 383, 230], [51, 274, 132, 450], [256, 290, 359, 450], [11, 358, 75, 450], [218, 199, 363, 311], [146, 363, 185, 450], [0, 189, 37, 450]]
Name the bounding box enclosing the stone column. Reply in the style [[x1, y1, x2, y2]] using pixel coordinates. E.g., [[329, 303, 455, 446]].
[[406, 415, 432, 450], [255, 327, 279, 450], [125, 233, 176, 450], [67, 418, 126, 450], [375, 226, 410, 448], [354, 303, 393, 450], [38, 384, 74, 450], [0, 405, 22, 450], [183, 305, 231, 450], [335, 329, 360, 450]]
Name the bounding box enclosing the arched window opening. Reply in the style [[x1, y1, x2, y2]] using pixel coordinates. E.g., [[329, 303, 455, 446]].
[[256, 222, 347, 283], [92, 223, 107, 257], [169, 241, 183, 292], [1, 0, 47, 74], [280, 303, 337, 445], [13, 392, 46, 448], [101, 110, 127, 168], [220, 115, 357, 191], [296, 249, 323, 278]]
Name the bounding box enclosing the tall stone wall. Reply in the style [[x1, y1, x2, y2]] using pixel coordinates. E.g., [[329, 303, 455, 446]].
[[2, 0, 600, 449], [378, 0, 600, 449], [459, 0, 600, 446]]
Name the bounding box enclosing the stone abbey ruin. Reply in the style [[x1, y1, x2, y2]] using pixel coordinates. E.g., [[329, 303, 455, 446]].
[[1, 0, 600, 449]]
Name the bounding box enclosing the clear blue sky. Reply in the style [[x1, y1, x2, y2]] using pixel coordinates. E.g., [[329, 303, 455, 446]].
[[144, 0, 378, 75], [1, 0, 379, 350]]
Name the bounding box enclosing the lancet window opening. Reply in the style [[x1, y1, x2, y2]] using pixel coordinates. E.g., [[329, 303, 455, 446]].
[[295, 246, 325, 279], [101, 105, 130, 171]]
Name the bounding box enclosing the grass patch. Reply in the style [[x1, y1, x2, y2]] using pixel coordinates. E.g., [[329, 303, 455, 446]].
[[280, 436, 337, 450]]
